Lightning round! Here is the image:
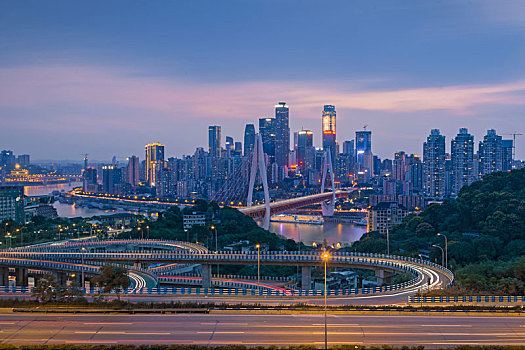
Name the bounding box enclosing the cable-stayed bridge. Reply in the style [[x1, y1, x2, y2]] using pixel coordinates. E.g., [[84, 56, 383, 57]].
[[212, 134, 346, 229]]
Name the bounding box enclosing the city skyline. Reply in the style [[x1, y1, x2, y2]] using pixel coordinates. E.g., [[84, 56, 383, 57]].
[[1, 1, 525, 160]]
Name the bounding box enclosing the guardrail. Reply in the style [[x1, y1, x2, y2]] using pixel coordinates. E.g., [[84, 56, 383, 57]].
[[409, 295, 525, 304], [0, 282, 422, 297]]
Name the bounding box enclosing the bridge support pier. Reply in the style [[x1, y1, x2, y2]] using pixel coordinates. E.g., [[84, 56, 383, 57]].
[[134, 262, 148, 269], [15, 268, 28, 287], [201, 264, 212, 289], [0, 267, 9, 286], [301, 266, 312, 289], [375, 269, 394, 286]]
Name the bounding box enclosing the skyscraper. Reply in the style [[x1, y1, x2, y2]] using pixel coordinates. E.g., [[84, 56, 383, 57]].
[[356, 130, 373, 179], [145, 143, 165, 187], [478, 129, 502, 176], [126, 155, 140, 187], [259, 117, 276, 163], [296, 129, 314, 171], [343, 140, 354, 156], [101, 164, 122, 195], [451, 128, 475, 196], [243, 124, 256, 156], [322, 105, 337, 161], [225, 136, 234, 151], [274, 102, 290, 167], [208, 125, 221, 158], [502, 139, 513, 172], [423, 129, 446, 198]]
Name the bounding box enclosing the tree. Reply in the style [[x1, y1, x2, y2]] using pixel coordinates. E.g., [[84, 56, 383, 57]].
[[92, 265, 131, 300], [32, 274, 59, 303]]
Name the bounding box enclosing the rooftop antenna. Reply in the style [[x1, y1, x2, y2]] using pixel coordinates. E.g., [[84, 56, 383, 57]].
[[363, 124, 368, 130]]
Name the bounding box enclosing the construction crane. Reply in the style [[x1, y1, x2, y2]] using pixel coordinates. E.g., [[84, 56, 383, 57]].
[[502, 132, 523, 161]]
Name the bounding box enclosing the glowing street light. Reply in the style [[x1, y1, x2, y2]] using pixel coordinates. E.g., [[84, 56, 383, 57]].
[[255, 244, 261, 288], [322, 251, 330, 350]]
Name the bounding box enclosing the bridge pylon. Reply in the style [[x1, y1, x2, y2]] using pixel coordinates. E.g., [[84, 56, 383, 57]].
[[247, 133, 271, 230], [320, 150, 336, 217]]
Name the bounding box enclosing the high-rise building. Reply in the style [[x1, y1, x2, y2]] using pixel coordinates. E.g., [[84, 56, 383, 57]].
[[17, 155, 30, 167], [356, 130, 373, 180], [234, 142, 242, 153], [502, 139, 513, 172], [243, 124, 256, 156], [451, 128, 475, 196], [0, 186, 24, 223], [322, 105, 337, 161], [392, 151, 406, 181], [0, 151, 16, 173], [423, 129, 446, 198], [479, 129, 502, 176], [296, 130, 314, 171], [126, 155, 140, 187], [259, 117, 276, 163], [82, 167, 98, 192], [343, 140, 354, 156], [225, 136, 234, 151], [145, 143, 165, 187], [274, 102, 290, 167], [406, 154, 423, 194], [101, 164, 122, 195], [208, 126, 221, 158]]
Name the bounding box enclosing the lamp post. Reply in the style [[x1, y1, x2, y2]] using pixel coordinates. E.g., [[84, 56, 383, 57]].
[[386, 217, 391, 255], [418, 253, 427, 292], [81, 247, 85, 293], [211, 226, 217, 251], [322, 251, 330, 350], [138, 227, 142, 240], [146, 225, 150, 239], [255, 244, 260, 288], [437, 233, 448, 269], [431, 244, 444, 267]]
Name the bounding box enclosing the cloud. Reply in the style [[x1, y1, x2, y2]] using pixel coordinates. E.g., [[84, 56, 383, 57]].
[[1, 64, 525, 126]]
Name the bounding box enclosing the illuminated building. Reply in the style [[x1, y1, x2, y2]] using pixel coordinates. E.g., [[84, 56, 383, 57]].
[[478, 129, 502, 176], [423, 129, 446, 198], [502, 139, 513, 172], [208, 126, 221, 158], [322, 105, 337, 161], [451, 128, 475, 196], [296, 129, 314, 171], [101, 164, 122, 195], [17, 155, 30, 167], [225, 136, 234, 151], [259, 117, 276, 163], [368, 202, 408, 234], [274, 102, 290, 167], [82, 167, 98, 192], [0, 186, 25, 223], [356, 130, 373, 182], [126, 155, 139, 188], [145, 143, 165, 187], [243, 124, 255, 156]]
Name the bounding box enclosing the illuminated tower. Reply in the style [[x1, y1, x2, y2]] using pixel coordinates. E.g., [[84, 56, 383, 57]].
[[423, 129, 445, 198], [208, 125, 221, 158], [243, 124, 256, 156], [274, 102, 290, 167], [322, 105, 337, 161], [145, 143, 165, 187]]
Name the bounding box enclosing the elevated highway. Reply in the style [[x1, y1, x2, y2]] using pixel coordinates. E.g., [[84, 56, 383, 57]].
[[0, 239, 453, 295]]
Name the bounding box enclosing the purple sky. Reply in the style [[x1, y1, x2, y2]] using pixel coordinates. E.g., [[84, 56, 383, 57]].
[[1, 1, 525, 161]]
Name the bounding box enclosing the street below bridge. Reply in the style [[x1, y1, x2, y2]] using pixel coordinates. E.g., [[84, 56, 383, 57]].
[[0, 312, 523, 346]]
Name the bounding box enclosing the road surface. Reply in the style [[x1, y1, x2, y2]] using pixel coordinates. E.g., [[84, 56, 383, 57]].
[[0, 312, 523, 347]]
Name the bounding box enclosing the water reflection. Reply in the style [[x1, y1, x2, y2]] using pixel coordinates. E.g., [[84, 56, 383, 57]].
[[268, 221, 366, 246]]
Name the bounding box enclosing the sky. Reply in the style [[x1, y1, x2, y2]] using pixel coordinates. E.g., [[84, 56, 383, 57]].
[[1, 0, 525, 161]]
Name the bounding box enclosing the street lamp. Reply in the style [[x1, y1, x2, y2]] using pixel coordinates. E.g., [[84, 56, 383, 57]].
[[81, 247, 85, 292], [431, 244, 444, 267], [437, 233, 448, 269], [137, 226, 142, 240], [386, 217, 391, 256], [211, 226, 217, 251], [322, 251, 330, 350], [418, 254, 427, 292], [146, 225, 150, 239], [255, 244, 260, 288]]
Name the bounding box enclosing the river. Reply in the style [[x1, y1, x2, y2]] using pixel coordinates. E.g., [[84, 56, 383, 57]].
[[24, 183, 366, 244]]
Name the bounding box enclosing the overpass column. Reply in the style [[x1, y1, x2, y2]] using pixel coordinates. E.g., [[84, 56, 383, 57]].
[[0, 267, 9, 286], [55, 272, 67, 286], [201, 264, 212, 289], [375, 269, 394, 286], [301, 266, 312, 289], [15, 267, 28, 287]]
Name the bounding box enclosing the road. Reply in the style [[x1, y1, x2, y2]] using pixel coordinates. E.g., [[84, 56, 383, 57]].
[[0, 312, 523, 347]]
